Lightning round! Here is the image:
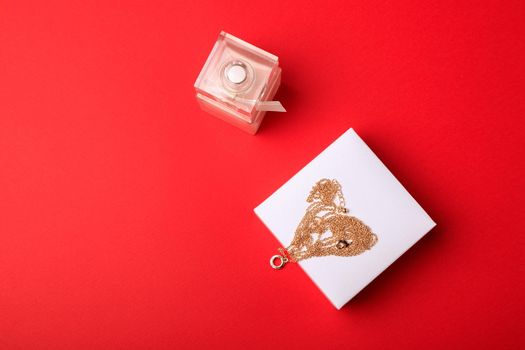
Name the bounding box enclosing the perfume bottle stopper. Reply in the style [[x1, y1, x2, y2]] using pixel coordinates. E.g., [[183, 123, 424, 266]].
[[226, 64, 247, 84]]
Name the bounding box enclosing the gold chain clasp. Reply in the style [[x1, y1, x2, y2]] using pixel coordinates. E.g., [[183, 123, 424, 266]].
[[269, 255, 288, 270]]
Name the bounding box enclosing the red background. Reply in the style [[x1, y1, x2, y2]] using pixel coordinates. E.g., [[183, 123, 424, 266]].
[[1, 1, 524, 349]]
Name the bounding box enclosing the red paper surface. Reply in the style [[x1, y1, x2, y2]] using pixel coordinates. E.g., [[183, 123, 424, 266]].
[[1, 1, 524, 349]]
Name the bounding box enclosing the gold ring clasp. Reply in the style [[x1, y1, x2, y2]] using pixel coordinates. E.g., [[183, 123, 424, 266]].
[[270, 255, 288, 270]]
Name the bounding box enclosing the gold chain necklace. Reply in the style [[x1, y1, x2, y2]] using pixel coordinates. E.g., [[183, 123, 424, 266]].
[[270, 179, 378, 269]]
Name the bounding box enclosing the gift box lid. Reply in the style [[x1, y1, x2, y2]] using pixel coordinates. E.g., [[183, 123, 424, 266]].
[[254, 128, 436, 309]]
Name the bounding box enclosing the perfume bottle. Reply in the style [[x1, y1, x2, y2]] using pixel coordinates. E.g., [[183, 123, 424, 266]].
[[194, 31, 285, 134]]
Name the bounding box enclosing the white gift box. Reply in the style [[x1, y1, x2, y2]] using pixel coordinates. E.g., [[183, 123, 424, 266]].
[[254, 128, 436, 309]]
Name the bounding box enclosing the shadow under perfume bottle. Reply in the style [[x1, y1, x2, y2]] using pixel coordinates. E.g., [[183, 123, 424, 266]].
[[194, 31, 285, 134]]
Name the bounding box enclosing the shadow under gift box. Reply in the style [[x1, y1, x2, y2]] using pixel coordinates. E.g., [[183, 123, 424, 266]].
[[194, 31, 284, 134]]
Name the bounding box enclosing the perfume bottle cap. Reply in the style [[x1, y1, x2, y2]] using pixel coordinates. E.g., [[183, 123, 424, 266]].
[[226, 64, 247, 84]]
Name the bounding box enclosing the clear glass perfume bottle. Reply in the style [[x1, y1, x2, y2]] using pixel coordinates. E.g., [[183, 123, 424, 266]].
[[194, 31, 285, 134]]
